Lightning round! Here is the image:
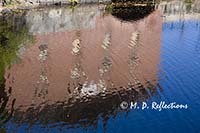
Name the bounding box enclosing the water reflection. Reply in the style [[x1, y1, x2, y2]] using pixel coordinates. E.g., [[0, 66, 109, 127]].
[[13, 82, 157, 130], [0, 78, 15, 127], [0, 14, 34, 129], [110, 4, 155, 21], [0, 13, 34, 82], [26, 6, 102, 34], [158, 0, 200, 22], [0, 3, 163, 131]]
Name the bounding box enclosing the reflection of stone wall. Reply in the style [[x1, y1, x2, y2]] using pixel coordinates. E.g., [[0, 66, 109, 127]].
[[27, 0, 111, 6], [158, 0, 200, 22], [26, 6, 103, 34]]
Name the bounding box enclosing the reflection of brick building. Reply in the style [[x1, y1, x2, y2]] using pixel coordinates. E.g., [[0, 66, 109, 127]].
[[5, 7, 161, 108]]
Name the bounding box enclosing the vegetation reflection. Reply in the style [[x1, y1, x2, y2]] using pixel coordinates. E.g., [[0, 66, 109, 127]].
[[0, 13, 34, 127]]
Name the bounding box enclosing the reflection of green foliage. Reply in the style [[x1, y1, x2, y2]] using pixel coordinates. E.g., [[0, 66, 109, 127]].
[[186, 3, 192, 12], [69, 0, 78, 5], [0, 128, 7, 133], [69, 0, 78, 3], [184, 0, 193, 12], [105, 4, 113, 13], [0, 15, 34, 84], [70, 4, 78, 11], [184, 0, 193, 4], [68, 0, 76, 2], [0, 14, 32, 128]]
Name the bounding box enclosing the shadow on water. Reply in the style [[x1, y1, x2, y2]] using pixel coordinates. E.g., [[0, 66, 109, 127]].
[[12, 82, 158, 130], [106, 2, 155, 21], [111, 6, 155, 21], [104, 0, 156, 21]]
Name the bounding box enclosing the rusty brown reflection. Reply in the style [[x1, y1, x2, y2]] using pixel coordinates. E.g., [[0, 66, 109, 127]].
[[4, 5, 162, 129]]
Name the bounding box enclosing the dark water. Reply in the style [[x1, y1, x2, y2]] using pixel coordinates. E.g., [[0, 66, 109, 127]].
[[1, 1, 200, 133]]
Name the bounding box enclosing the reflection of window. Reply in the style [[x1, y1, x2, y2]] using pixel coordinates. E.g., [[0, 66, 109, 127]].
[[128, 31, 140, 84], [80, 81, 100, 96], [101, 33, 111, 50], [32, 44, 49, 103], [38, 44, 48, 61], [71, 66, 81, 79], [71, 39, 81, 55], [98, 32, 112, 91], [129, 31, 139, 66], [33, 69, 49, 103]]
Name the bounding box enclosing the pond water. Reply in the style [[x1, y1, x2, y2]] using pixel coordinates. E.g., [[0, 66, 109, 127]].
[[0, 1, 200, 133]]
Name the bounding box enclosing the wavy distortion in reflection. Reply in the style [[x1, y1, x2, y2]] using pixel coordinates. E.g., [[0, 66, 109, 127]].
[[0, 13, 34, 130], [0, 4, 162, 131]]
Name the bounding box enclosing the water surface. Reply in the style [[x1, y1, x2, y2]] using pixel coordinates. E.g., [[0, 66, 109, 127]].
[[0, 1, 200, 133]]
